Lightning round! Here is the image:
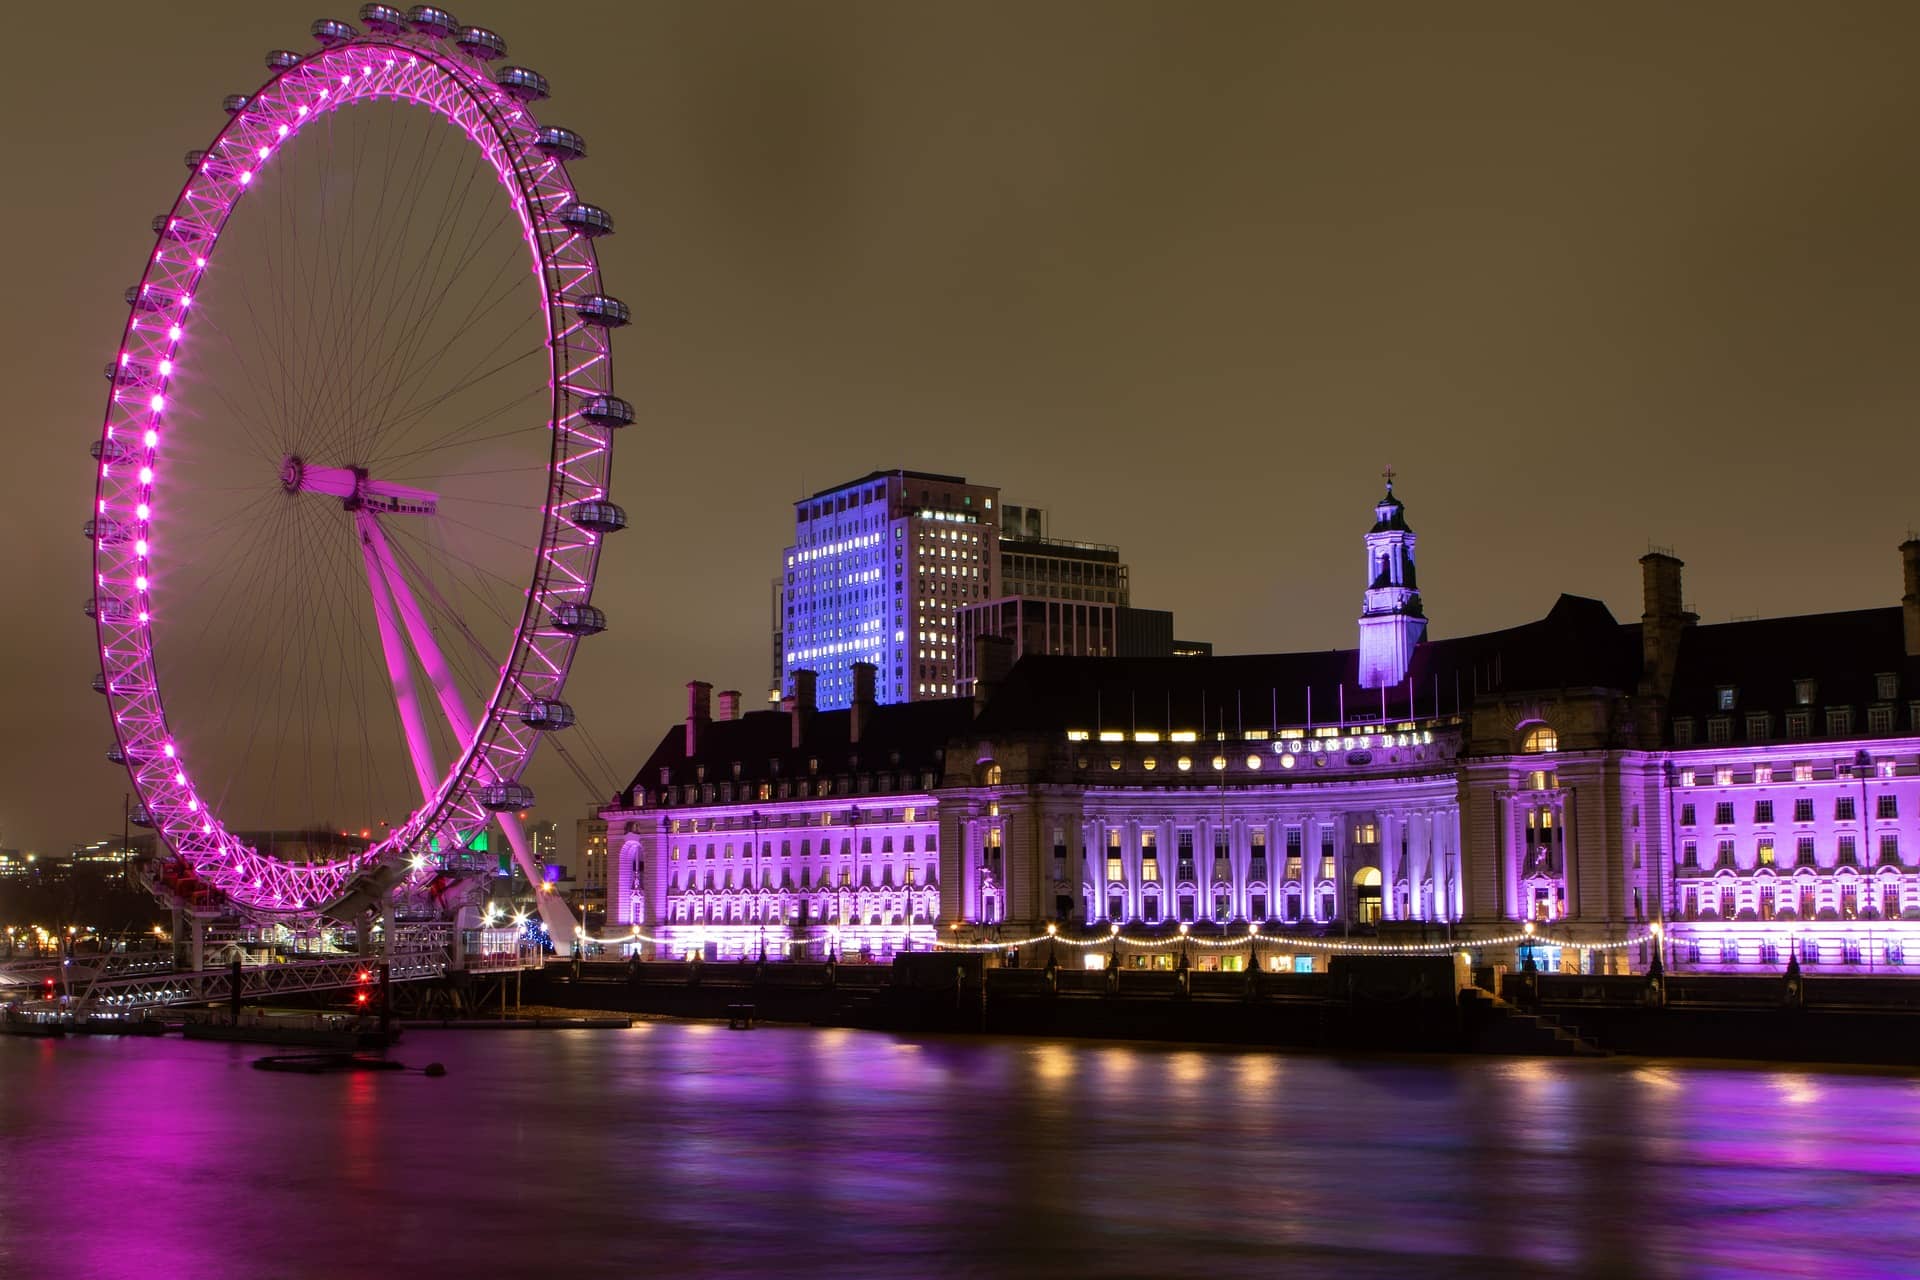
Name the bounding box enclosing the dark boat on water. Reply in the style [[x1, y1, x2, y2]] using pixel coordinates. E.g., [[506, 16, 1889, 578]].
[[184, 1012, 399, 1050], [0, 1011, 65, 1039], [252, 1053, 408, 1074]]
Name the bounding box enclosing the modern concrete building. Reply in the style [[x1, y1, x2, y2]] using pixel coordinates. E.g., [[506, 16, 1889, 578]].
[[626, 478, 1920, 975], [777, 470, 1000, 709], [776, 474, 1205, 709]]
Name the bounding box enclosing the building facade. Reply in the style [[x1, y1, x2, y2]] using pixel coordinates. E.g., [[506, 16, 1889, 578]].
[[778, 475, 1203, 709], [777, 470, 1000, 709], [958, 505, 1202, 687], [575, 815, 608, 920], [617, 480, 1920, 975]]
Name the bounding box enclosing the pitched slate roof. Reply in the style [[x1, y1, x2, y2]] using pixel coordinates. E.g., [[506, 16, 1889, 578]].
[[970, 593, 1641, 736], [627, 696, 977, 796], [1664, 606, 1917, 740]]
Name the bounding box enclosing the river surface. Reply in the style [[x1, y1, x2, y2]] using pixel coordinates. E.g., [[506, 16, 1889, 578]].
[[4, 1025, 1919, 1279]]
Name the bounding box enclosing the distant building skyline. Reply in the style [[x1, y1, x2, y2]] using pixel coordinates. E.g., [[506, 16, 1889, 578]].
[[776, 469, 1203, 710], [777, 469, 1000, 710]]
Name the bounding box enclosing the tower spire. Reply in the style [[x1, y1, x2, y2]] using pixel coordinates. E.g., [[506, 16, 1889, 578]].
[[1357, 472, 1426, 689]]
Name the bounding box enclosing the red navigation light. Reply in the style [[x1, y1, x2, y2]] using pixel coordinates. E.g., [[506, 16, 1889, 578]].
[[357, 970, 372, 983], [355, 991, 369, 1005]]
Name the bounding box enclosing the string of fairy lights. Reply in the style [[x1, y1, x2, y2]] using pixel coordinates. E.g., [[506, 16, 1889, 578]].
[[569, 920, 1663, 958], [922, 921, 1661, 957]]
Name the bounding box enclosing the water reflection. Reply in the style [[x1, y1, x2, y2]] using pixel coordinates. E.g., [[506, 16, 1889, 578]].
[[3, 1027, 1919, 1278]]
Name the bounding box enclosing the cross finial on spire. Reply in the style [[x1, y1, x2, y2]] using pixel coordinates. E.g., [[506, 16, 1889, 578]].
[[1382, 464, 1395, 492]]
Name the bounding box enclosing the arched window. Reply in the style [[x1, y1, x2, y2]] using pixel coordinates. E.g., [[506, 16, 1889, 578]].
[[1520, 724, 1559, 754]]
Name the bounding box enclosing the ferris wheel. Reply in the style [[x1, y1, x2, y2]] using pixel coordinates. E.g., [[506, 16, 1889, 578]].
[[88, 8, 630, 943]]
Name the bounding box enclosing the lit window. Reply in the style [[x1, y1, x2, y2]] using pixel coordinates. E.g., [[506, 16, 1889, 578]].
[[1520, 725, 1558, 754]]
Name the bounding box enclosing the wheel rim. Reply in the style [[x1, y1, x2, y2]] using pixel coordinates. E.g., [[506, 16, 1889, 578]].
[[90, 31, 621, 915]]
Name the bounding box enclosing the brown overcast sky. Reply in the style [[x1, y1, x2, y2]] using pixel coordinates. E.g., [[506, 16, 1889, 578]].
[[6, 1, 1920, 858]]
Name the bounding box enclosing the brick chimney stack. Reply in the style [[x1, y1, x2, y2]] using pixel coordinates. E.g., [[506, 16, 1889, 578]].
[[789, 669, 816, 749], [972, 635, 1015, 718], [1902, 540, 1920, 657], [716, 689, 741, 722], [849, 662, 876, 744], [684, 681, 712, 756], [1637, 552, 1694, 701]]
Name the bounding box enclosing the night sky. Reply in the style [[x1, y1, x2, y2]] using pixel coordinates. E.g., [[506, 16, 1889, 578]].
[[7, 1, 1920, 859]]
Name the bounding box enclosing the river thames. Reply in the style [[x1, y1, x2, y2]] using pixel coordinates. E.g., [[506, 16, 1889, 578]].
[[4, 1025, 1918, 1278]]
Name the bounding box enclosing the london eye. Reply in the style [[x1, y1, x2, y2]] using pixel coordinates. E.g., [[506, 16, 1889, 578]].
[[87, 8, 628, 946]]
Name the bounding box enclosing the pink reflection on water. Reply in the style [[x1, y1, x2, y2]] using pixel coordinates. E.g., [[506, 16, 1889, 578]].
[[5, 1030, 1920, 1279]]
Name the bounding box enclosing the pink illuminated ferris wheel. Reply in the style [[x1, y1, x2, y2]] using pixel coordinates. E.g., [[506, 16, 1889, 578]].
[[88, 9, 630, 936]]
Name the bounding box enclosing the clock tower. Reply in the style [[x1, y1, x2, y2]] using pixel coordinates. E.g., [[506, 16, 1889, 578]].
[[1357, 469, 1426, 690]]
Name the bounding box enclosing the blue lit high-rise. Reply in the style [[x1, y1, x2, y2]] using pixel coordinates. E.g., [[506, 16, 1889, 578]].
[[778, 470, 1001, 708]]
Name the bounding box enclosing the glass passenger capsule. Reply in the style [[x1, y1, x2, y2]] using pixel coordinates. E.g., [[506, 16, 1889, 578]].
[[457, 25, 506, 59], [495, 65, 549, 102], [84, 517, 132, 544], [534, 126, 586, 161], [478, 781, 535, 812], [578, 394, 633, 428], [559, 202, 613, 238], [569, 500, 627, 533], [312, 17, 359, 44], [549, 602, 606, 635], [266, 50, 303, 72], [519, 700, 577, 730], [405, 5, 458, 38], [125, 285, 175, 313], [359, 4, 409, 33], [574, 294, 630, 328]]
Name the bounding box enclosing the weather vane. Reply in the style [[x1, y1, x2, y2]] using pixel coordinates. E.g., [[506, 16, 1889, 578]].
[[1382, 464, 1395, 491]]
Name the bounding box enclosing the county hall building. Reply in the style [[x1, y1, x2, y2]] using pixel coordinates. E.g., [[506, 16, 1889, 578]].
[[602, 478, 1920, 975]]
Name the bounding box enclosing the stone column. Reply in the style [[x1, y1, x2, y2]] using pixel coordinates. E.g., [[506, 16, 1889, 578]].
[[1382, 811, 1399, 920], [1498, 792, 1517, 922], [1562, 788, 1581, 921]]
